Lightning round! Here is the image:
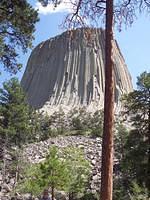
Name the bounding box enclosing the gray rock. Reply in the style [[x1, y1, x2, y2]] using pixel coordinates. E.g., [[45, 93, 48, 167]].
[[55, 191, 68, 200], [3, 184, 11, 193], [4, 154, 12, 161], [0, 174, 2, 181], [91, 159, 96, 166], [92, 175, 99, 181], [21, 28, 133, 114], [9, 178, 15, 186], [1, 196, 10, 200]]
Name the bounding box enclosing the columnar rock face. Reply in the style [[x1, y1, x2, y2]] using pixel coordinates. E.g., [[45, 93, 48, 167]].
[[21, 28, 133, 113]]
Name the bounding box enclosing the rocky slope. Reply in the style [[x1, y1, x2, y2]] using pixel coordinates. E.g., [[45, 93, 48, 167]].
[[0, 136, 120, 200], [24, 136, 102, 193], [21, 28, 133, 114]]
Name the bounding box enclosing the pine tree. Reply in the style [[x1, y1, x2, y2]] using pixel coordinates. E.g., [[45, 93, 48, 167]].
[[0, 0, 39, 74], [0, 78, 33, 146], [35, 146, 70, 200], [63, 147, 91, 200], [18, 146, 90, 200], [121, 71, 150, 195]]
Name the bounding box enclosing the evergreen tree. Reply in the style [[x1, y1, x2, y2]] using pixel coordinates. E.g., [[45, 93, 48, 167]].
[[35, 112, 53, 140], [0, 78, 33, 146], [16, 163, 43, 198], [90, 110, 103, 137], [113, 122, 131, 200], [33, 146, 69, 200], [63, 147, 91, 200], [68, 107, 93, 134], [18, 146, 90, 200], [49, 108, 67, 135], [0, 0, 39, 74], [121, 71, 150, 195]]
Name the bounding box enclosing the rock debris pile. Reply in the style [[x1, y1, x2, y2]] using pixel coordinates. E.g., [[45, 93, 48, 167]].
[[24, 136, 102, 193], [0, 136, 107, 199]]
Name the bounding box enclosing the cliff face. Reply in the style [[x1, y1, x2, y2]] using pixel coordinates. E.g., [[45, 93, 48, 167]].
[[21, 28, 133, 113]]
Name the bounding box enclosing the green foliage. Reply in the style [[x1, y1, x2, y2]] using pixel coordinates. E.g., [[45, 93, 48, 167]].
[[0, 78, 36, 146], [37, 113, 55, 140], [27, 109, 42, 142], [113, 122, 130, 200], [68, 107, 91, 133], [79, 192, 98, 200], [49, 108, 67, 135], [67, 108, 103, 137], [114, 121, 129, 161], [0, 0, 39, 74], [130, 182, 149, 200], [35, 108, 104, 140], [114, 71, 150, 198], [121, 129, 148, 188], [122, 72, 150, 189], [122, 71, 150, 132], [16, 163, 43, 196], [17, 146, 90, 199], [17, 147, 69, 199], [1, 148, 31, 197], [63, 147, 91, 198], [35, 110, 66, 141], [113, 181, 129, 200], [9, 148, 26, 177], [113, 181, 149, 200], [72, 117, 83, 131], [39, 146, 69, 191], [89, 110, 103, 137]]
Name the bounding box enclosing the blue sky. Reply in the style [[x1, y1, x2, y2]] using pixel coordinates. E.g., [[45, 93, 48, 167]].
[[0, 1, 150, 88]]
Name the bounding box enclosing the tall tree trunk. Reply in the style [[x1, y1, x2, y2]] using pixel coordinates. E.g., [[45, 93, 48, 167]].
[[68, 192, 74, 200], [51, 186, 54, 200], [147, 106, 150, 197], [100, 0, 114, 200]]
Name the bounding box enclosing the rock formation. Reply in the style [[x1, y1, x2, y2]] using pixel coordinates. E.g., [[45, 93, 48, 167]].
[[21, 28, 133, 113]]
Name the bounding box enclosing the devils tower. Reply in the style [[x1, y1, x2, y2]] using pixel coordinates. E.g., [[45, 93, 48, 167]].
[[21, 28, 133, 113]]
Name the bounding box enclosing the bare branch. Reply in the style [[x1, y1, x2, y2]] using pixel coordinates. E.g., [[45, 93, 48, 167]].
[[39, 0, 150, 31], [122, 0, 132, 7], [144, 0, 150, 6], [70, 0, 82, 22], [95, 0, 106, 9]]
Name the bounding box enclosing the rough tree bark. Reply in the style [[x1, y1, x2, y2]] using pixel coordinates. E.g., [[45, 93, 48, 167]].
[[148, 106, 150, 196], [100, 0, 114, 200], [51, 185, 54, 200]]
